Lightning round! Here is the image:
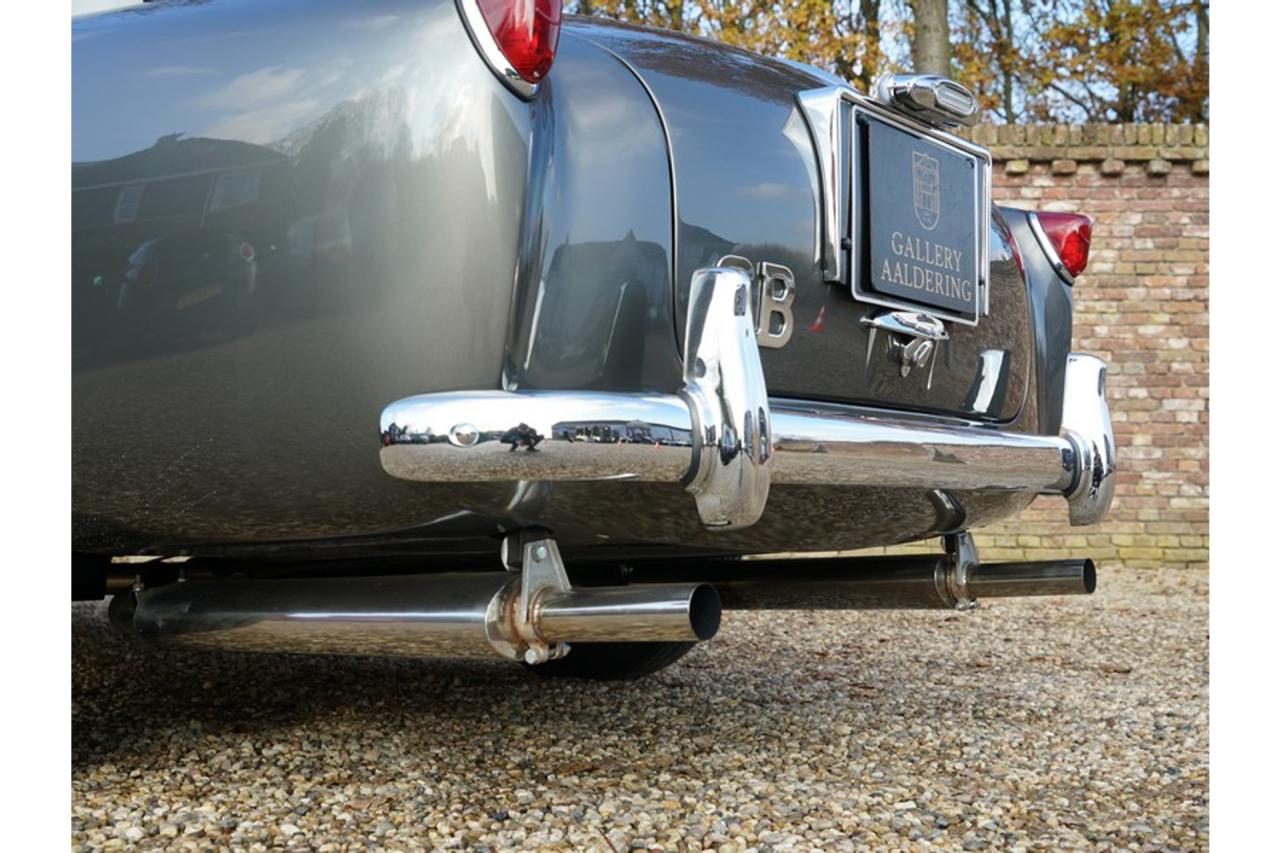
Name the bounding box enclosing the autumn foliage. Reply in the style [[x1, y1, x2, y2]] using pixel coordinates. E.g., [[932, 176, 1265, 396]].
[[569, 0, 1209, 124]]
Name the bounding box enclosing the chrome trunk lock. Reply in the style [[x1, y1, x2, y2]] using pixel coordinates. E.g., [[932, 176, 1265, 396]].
[[863, 310, 949, 379]]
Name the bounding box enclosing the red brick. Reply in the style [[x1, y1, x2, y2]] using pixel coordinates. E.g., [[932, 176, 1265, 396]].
[[975, 122, 1207, 569]]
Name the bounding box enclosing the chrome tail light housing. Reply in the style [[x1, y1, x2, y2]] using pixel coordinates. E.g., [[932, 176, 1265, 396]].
[[456, 0, 562, 99]]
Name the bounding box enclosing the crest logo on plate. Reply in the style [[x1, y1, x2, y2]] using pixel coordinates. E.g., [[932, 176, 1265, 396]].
[[912, 150, 940, 231]]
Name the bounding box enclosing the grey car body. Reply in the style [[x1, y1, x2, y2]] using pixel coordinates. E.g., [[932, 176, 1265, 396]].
[[72, 0, 1081, 565]]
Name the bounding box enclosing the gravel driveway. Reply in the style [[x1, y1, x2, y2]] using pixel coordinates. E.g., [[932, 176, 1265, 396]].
[[72, 566, 1207, 851]]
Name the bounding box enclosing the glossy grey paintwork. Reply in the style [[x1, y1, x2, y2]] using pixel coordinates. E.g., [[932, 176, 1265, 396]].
[[73, 0, 531, 551], [567, 19, 1032, 424], [1003, 208, 1074, 435], [72, 0, 1064, 559], [502, 33, 683, 393]]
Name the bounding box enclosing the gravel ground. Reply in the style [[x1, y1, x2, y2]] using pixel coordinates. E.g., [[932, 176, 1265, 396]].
[[72, 566, 1207, 851]]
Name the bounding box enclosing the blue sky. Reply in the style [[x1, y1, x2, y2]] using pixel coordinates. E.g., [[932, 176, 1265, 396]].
[[72, 0, 145, 16]]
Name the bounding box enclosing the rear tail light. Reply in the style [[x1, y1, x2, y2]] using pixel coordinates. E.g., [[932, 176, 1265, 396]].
[[135, 261, 157, 288], [459, 0, 562, 97], [1033, 212, 1092, 281]]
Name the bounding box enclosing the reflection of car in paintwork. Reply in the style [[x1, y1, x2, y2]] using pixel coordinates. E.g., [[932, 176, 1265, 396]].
[[286, 213, 351, 268], [115, 231, 257, 322], [73, 0, 1115, 682], [278, 211, 354, 303]]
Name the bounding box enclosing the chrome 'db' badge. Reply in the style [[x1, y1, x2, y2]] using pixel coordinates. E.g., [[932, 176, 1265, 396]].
[[912, 150, 941, 231], [715, 255, 796, 350]]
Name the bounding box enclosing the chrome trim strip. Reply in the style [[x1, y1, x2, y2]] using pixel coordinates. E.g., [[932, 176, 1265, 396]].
[[796, 87, 847, 283], [381, 268, 1115, 528], [1028, 211, 1076, 286], [455, 0, 538, 99], [981, 155, 993, 315]]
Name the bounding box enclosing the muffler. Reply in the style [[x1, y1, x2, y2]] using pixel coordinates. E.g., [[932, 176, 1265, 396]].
[[110, 572, 721, 662]]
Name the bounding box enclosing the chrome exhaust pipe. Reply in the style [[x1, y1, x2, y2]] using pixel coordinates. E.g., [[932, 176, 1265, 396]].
[[538, 584, 721, 644], [616, 554, 1097, 611], [111, 572, 720, 662], [969, 559, 1096, 599]]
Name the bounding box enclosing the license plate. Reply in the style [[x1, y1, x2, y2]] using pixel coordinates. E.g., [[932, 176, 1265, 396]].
[[177, 284, 223, 310], [862, 116, 982, 321]]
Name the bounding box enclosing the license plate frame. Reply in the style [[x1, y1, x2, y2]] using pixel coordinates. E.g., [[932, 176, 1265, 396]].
[[850, 108, 990, 326]]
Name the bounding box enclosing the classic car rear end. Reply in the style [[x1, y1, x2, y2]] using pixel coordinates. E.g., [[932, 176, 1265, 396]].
[[73, 0, 1114, 678]]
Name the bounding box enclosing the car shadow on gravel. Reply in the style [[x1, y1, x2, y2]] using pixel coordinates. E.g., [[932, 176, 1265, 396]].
[[73, 591, 1165, 772], [73, 601, 918, 772]]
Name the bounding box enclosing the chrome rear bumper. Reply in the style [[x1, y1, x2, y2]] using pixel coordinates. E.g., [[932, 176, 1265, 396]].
[[381, 268, 1115, 531]]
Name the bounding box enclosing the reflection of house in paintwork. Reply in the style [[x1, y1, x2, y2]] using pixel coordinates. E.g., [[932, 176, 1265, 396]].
[[679, 222, 737, 276], [522, 232, 671, 389], [72, 134, 291, 234], [71, 135, 294, 330], [551, 420, 693, 447]]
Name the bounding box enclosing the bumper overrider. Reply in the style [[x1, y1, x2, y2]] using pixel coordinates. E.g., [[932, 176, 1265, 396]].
[[380, 267, 1115, 532]]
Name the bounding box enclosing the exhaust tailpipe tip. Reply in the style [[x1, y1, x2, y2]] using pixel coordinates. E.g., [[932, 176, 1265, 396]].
[[537, 582, 722, 645], [1082, 558, 1097, 594], [689, 583, 722, 641], [968, 558, 1097, 600]]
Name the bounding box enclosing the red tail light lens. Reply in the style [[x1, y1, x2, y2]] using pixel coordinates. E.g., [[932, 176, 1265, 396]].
[[239, 241, 255, 262], [476, 0, 562, 85], [1036, 212, 1092, 279], [135, 261, 157, 288]]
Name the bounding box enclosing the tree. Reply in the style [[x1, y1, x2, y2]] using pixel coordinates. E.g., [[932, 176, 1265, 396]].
[[1191, 0, 1208, 121], [954, 0, 1027, 122], [566, 0, 1209, 123], [1037, 0, 1209, 122], [908, 0, 951, 75], [951, 0, 1209, 122]]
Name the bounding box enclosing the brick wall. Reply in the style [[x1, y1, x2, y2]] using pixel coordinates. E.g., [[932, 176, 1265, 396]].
[[885, 124, 1210, 570]]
